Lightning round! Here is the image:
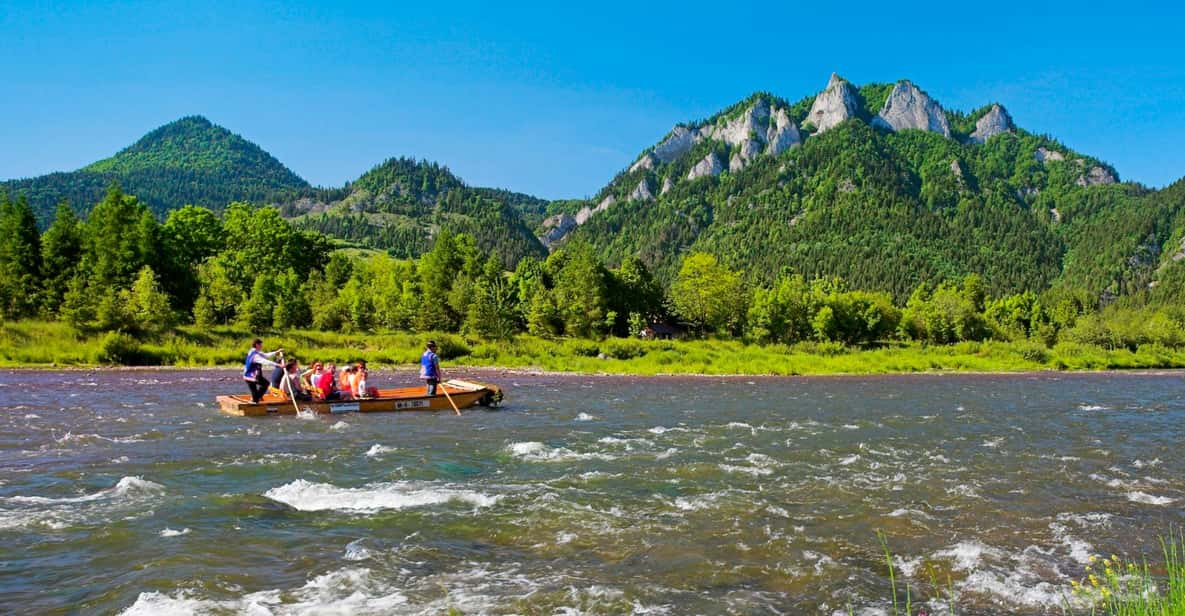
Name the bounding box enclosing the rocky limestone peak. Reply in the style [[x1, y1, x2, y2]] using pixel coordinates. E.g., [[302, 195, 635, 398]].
[[540, 213, 577, 247], [969, 104, 1014, 143], [653, 126, 705, 163], [628, 178, 655, 201], [729, 139, 764, 172], [950, 158, 965, 183], [765, 107, 801, 154], [872, 80, 950, 137], [709, 98, 771, 147], [660, 176, 674, 195], [1076, 166, 1117, 187], [687, 152, 724, 180], [629, 152, 657, 174], [804, 72, 860, 134], [1035, 146, 1066, 164]]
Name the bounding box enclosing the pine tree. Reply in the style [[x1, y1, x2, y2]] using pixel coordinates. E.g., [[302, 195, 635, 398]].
[[40, 201, 83, 313], [0, 193, 44, 318]]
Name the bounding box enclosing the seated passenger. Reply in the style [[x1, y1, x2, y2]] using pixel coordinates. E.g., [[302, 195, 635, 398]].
[[272, 360, 310, 401], [301, 362, 323, 391], [314, 363, 338, 400]]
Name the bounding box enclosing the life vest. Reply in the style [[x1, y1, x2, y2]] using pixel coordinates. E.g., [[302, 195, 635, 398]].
[[243, 349, 261, 380], [420, 350, 438, 380]]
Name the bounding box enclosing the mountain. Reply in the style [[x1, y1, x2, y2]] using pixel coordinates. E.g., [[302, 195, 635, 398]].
[[3, 116, 310, 225], [280, 157, 547, 266], [541, 73, 1183, 301]]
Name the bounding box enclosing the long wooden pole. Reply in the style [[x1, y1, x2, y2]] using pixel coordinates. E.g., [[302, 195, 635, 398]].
[[278, 353, 302, 415], [440, 380, 461, 416]]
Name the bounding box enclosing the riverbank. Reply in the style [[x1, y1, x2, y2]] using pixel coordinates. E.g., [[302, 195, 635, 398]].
[[4, 320, 1185, 375]]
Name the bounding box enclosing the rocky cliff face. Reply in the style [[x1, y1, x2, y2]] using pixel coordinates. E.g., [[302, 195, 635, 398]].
[[1077, 165, 1117, 186], [804, 73, 859, 134], [1035, 147, 1066, 164], [969, 104, 1014, 143], [873, 80, 950, 137], [766, 107, 801, 154], [628, 178, 655, 201], [540, 213, 577, 247], [653, 126, 706, 163], [629, 152, 657, 174], [688, 152, 724, 180]]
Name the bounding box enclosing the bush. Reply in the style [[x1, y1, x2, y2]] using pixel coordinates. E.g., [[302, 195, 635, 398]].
[[791, 340, 848, 356], [432, 335, 471, 360], [1012, 341, 1049, 363], [562, 339, 601, 358], [601, 338, 647, 360], [96, 331, 162, 365]]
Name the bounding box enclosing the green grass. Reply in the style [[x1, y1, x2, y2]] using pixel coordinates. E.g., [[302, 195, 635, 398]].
[[3, 320, 1185, 374], [1069, 529, 1185, 615]]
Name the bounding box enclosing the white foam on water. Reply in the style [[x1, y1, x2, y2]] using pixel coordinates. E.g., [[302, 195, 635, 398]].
[[1049, 522, 1093, 564], [120, 567, 409, 615], [264, 479, 499, 512], [1133, 458, 1162, 469], [946, 484, 980, 499], [555, 531, 577, 544], [842, 424, 860, 430], [4, 476, 164, 505], [839, 454, 861, 466], [673, 492, 726, 511], [1077, 404, 1109, 411], [718, 463, 773, 477], [982, 437, 1005, 448], [654, 447, 679, 460], [893, 554, 924, 577], [159, 527, 190, 537], [364, 444, 397, 458], [343, 539, 373, 561], [887, 507, 934, 521], [330, 421, 351, 431], [803, 550, 838, 574], [52, 432, 146, 445], [574, 412, 597, 421], [505, 441, 616, 462], [0, 476, 165, 530], [23, 413, 39, 419], [296, 407, 318, 420], [934, 540, 1002, 571], [958, 570, 1069, 608], [1127, 491, 1175, 505]]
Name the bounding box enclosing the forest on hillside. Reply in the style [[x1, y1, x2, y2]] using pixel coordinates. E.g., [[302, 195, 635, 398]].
[[2, 185, 1185, 365]]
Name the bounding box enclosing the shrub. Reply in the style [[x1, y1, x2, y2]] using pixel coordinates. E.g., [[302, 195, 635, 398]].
[[562, 339, 601, 358], [602, 338, 647, 360]]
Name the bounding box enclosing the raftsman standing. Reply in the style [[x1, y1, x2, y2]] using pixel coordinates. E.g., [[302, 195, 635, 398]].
[[243, 338, 282, 403], [419, 340, 443, 395]]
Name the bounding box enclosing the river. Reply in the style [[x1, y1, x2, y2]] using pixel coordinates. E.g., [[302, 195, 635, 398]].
[[0, 369, 1182, 614]]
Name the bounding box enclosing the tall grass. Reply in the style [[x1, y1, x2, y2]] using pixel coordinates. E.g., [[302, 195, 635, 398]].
[[1070, 529, 1185, 615], [865, 530, 1185, 615], [4, 320, 1185, 374]]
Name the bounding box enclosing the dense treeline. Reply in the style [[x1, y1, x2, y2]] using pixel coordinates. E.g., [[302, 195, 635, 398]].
[[286, 157, 547, 267], [3, 185, 1184, 360]]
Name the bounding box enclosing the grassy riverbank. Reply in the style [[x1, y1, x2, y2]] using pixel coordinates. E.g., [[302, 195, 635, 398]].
[[5, 320, 1185, 375]]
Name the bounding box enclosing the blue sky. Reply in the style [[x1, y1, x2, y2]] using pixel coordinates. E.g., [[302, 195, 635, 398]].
[[2, 1, 1184, 199]]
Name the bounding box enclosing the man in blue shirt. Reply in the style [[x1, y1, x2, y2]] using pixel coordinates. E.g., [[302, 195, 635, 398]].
[[243, 338, 282, 403], [419, 340, 442, 395]]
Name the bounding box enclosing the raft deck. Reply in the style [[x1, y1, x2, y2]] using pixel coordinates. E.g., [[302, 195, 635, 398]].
[[216, 379, 502, 417]]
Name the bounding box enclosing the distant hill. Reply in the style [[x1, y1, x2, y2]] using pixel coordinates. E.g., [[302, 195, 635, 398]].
[[279, 157, 547, 267], [3, 116, 309, 225], [541, 74, 1184, 300]]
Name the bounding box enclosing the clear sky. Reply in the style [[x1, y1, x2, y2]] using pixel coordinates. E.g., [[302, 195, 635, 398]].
[[2, 1, 1184, 199]]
